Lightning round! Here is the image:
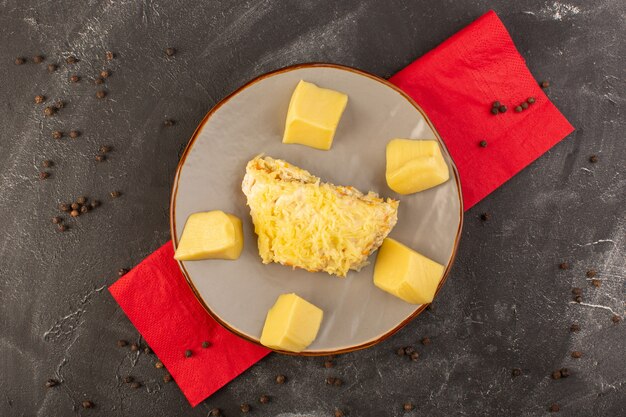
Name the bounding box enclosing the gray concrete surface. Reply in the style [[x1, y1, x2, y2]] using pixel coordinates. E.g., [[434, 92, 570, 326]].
[[0, 0, 624, 416]]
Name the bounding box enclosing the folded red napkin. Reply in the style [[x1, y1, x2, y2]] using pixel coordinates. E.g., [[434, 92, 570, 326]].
[[109, 10, 573, 407]]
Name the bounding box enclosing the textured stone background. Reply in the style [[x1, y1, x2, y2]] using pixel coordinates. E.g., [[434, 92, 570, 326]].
[[0, 0, 624, 416]]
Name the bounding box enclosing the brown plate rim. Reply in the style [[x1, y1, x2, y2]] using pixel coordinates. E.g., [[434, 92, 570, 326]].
[[169, 62, 464, 356]]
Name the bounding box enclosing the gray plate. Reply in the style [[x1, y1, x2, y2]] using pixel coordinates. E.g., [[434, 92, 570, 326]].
[[170, 64, 463, 355]]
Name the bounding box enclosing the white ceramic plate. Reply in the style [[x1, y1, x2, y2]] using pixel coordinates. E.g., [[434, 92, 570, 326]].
[[171, 64, 463, 355]]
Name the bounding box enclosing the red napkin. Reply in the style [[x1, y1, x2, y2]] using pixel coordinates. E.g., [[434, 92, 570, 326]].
[[109, 10, 573, 407]]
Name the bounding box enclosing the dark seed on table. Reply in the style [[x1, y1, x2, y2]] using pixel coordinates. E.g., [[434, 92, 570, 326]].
[[612, 315, 621, 324], [202, 340, 210, 348], [589, 155, 598, 163], [184, 349, 192, 358], [403, 402, 414, 411], [94, 77, 104, 85], [163, 373, 172, 383], [404, 346, 415, 355], [334, 409, 344, 417], [326, 377, 336, 385], [99, 145, 112, 153], [69, 75, 80, 83], [410, 352, 419, 362], [164, 119, 176, 127], [69, 130, 80, 138], [54, 100, 64, 109], [130, 381, 141, 389], [96, 90, 107, 99], [571, 351, 582, 359], [44, 106, 55, 116], [586, 269, 597, 278], [15, 57, 26, 65], [95, 154, 106, 162], [155, 361, 164, 369], [514, 106, 523, 113], [333, 378, 343, 386], [39, 171, 50, 180], [591, 279, 601, 287], [572, 287, 582, 296], [100, 69, 110, 78], [71, 202, 80, 210], [90, 200, 100, 208], [549, 403, 560, 412], [540, 80, 550, 88], [59, 203, 71, 212], [551, 370, 561, 380], [240, 403, 250, 413], [52, 130, 63, 139], [144, 346, 152, 354], [560, 368, 570, 378], [324, 360, 335, 368], [499, 105, 507, 113], [275, 374, 286, 384], [259, 394, 270, 404], [77, 196, 87, 204], [118, 268, 129, 276], [209, 408, 221, 416], [66, 56, 78, 64], [80, 205, 89, 214], [490, 107, 499, 115], [52, 216, 62, 224], [47, 63, 57, 73], [106, 51, 115, 61], [130, 343, 139, 352], [511, 368, 522, 377], [57, 224, 68, 232], [45, 378, 59, 388], [70, 210, 79, 217], [42, 160, 53, 168], [527, 97, 535, 104], [480, 212, 491, 221], [35, 95, 45, 104], [81, 400, 94, 409], [570, 323, 581, 332], [521, 102, 529, 110], [124, 376, 134, 383], [421, 337, 431, 345], [574, 295, 582, 303], [110, 190, 121, 198], [396, 347, 405, 356], [492, 101, 501, 108], [165, 47, 176, 56], [479, 140, 487, 148], [559, 262, 569, 270]]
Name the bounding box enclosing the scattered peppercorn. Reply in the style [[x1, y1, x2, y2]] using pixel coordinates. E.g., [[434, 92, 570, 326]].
[[480, 212, 491, 221], [52, 216, 62, 224], [52, 130, 63, 139], [540, 80, 550, 89], [572, 287, 582, 296], [421, 337, 431, 346], [163, 373, 172, 383], [80, 205, 89, 214], [326, 377, 336, 385], [94, 77, 104, 85], [69, 130, 80, 138], [209, 408, 221, 416], [490, 107, 499, 115], [403, 402, 414, 411], [130, 381, 141, 389], [81, 400, 94, 409], [15, 57, 26, 65], [130, 343, 139, 352], [588, 279, 601, 289], [514, 105, 523, 113], [99, 145, 112, 153], [570, 323, 581, 332], [155, 361, 164, 369], [144, 346, 152, 354], [118, 268, 129, 276], [324, 360, 335, 368], [511, 368, 522, 377], [396, 347, 405, 356], [32, 55, 45, 64], [39, 171, 50, 180], [124, 376, 134, 383], [45, 378, 59, 388], [574, 295, 582, 303], [95, 154, 106, 162], [589, 155, 598, 163], [54, 100, 64, 109], [479, 140, 487, 148], [240, 403, 250, 413], [106, 51, 115, 61], [164, 119, 176, 127], [44, 106, 55, 116], [34, 95, 45, 104], [527, 97, 536, 104], [165, 47, 176, 56], [96, 90, 107, 99], [586, 269, 597, 278], [47, 63, 57, 73], [71, 202, 80, 210], [259, 394, 270, 404], [571, 351, 582, 359], [184, 349, 192, 358], [69, 75, 80, 83], [404, 346, 415, 355], [90, 200, 101, 208], [100, 69, 110, 78], [520, 102, 529, 110], [59, 203, 71, 212], [549, 403, 560, 412], [66, 56, 78, 64], [110, 190, 121, 198], [560, 368, 570, 378], [42, 160, 53, 168], [612, 315, 621, 324], [276, 374, 286, 384], [57, 224, 68, 232], [76, 196, 87, 204], [499, 105, 507, 113], [559, 262, 569, 270], [410, 352, 419, 362], [334, 409, 344, 417], [551, 370, 562, 380], [492, 101, 501, 108], [201, 341, 210, 348]]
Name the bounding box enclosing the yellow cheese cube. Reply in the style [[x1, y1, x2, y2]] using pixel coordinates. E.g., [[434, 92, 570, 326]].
[[282, 80, 348, 150], [174, 211, 243, 261], [260, 293, 323, 352], [373, 238, 445, 304], [386, 139, 450, 194]]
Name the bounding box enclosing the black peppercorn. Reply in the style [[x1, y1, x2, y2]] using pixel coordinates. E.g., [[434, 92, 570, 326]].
[[52, 130, 63, 139], [54, 100, 64, 109], [240, 403, 250, 413], [69, 74, 80, 83], [130, 343, 139, 352], [540, 80, 550, 89], [52, 216, 62, 224], [490, 107, 499, 115], [35, 95, 45, 104], [57, 224, 68, 232], [15, 57, 26, 65], [511, 368, 522, 377], [571, 351, 582, 359], [71, 202, 80, 210], [106, 51, 115, 61], [202, 341, 210, 348], [521, 102, 529, 110], [76, 196, 87, 204], [334, 409, 344, 417], [39, 171, 50, 180], [549, 403, 560, 412], [259, 394, 270, 404], [396, 347, 405, 356], [33, 55, 45, 63], [612, 315, 621, 324], [184, 349, 192, 358], [110, 190, 121, 198], [421, 337, 431, 346], [492, 101, 501, 108], [514, 105, 523, 113], [81, 400, 94, 409], [209, 408, 221, 416], [275, 374, 286, 384], [572, 287, 582, 296], [96, 90, 107, 99], [570, 323, 580, 332], [559, 262, 569, 270], [80, 205, 89, 214], [118, 268, 129, 276], [498, 105, 507, 113], [155, 361, 164, 369], [480, 212, 491, 221], [95, 154, 106, 162], [403, 402, 414, 411], [479, 140, 487, 148], [59, 203, 71, 212], [94, 77, 104, 85], [527, 97, 535, 104], [69, 130, 80, 138], [165, 47, 176, 56], [591, 279, 601, 287], [100, 69, 110, 78], [44, 106, 55, 116], [163, 373, 172, 383], [410, 352, 419, 362]]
